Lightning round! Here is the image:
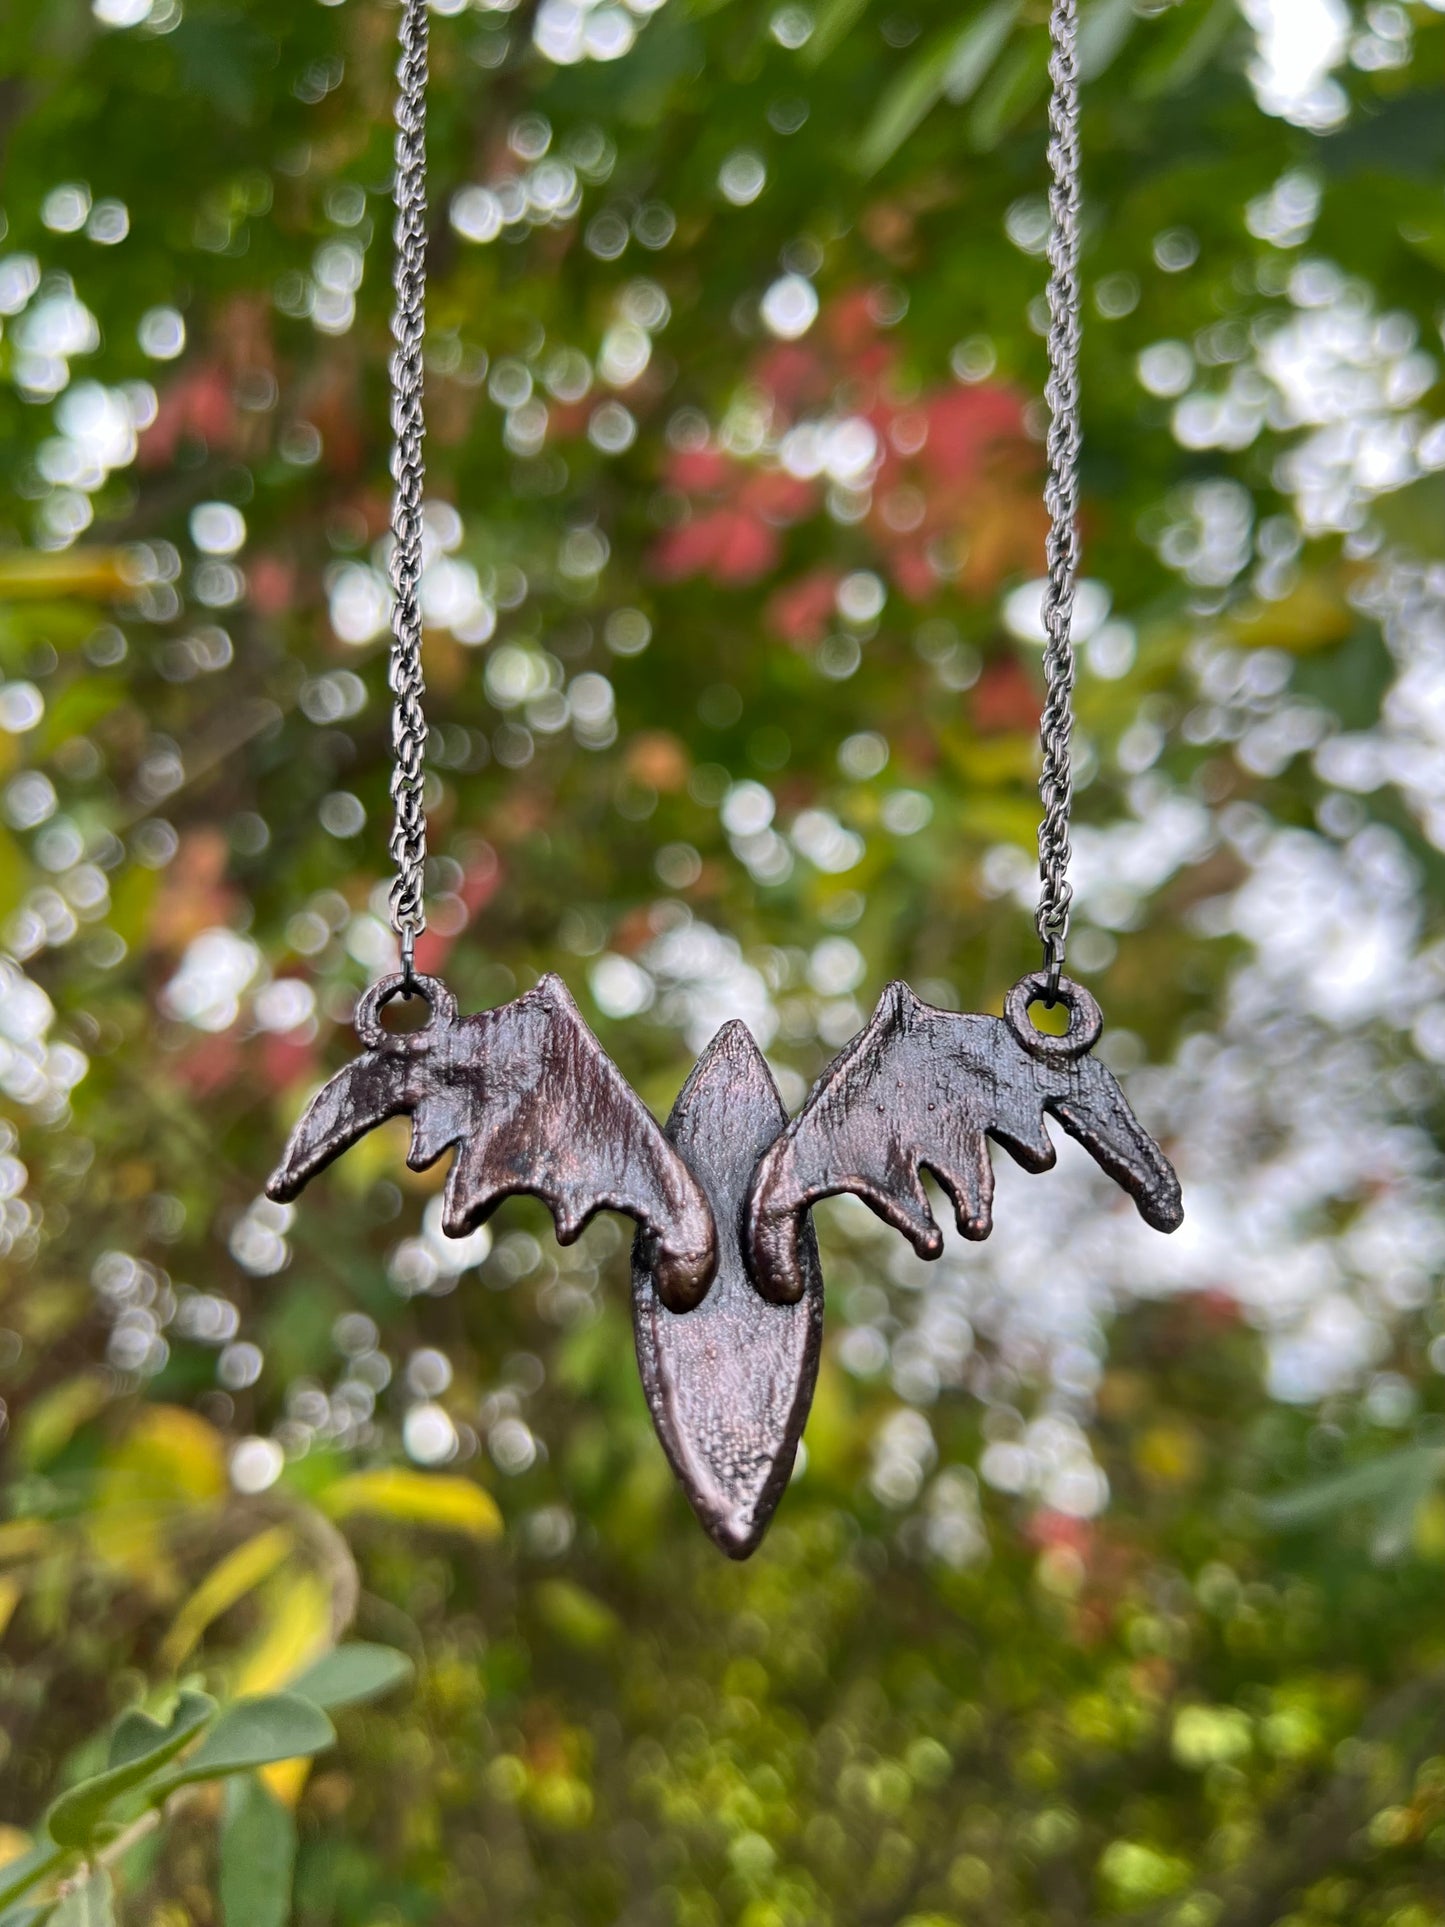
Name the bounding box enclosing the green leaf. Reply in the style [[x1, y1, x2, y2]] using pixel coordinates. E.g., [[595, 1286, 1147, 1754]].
[[46, 1692, 216, 1849], [1133, 0, 1237, 99], [145, 1694, 335, 1801], [220, 1775, 297, 1927], [0, 1843, 66, 1913], [968, 37, 1047, 149], [1077, 0, 1137, 81], [51, 1869, 114, 1927], [855, 6, 1017, 177], [0, 1903, 51, 1927], [287, 1643, 414, 1713], [943, 0, 1020, 104], [107, 1692, 217, 1773], [801, 0, 868, 68], [534, 1580, 623, 1652], [1372, 472, 1445, 559], [1259, 1447, 1445, 1561]]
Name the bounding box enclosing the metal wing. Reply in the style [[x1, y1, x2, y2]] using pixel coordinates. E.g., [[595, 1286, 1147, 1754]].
[[268, 973, 717, 1312], [746, 980, 1181, 1305]]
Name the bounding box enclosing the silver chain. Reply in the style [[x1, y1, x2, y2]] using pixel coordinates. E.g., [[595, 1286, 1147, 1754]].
[[382, 0, 1076, 993], [387, 0, 430, 984], [1035, 0, 1082, 1001]]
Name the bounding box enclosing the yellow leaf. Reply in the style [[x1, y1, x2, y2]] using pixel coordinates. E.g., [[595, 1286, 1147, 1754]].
[[16, 1373, 110, 1469], [0, 549, 132, 599], [1134, 1422, 1204, 1490], [86, 1406, 228, 1599], [234, 1567, 334, 1810], [0, 1521, 50, 1563], [0, 1827, 31, 1871], [320, 1469, 503, 1542], [263, 1755, 314, 1807], [160, 1525, 296, 1671], [533, 1580, 619, 1652], [1226, 579, 1352, 653], [1414, 1493, 1445, 1563], [236, 1568, 333, 1699], [0, 1577, 21, 1638]]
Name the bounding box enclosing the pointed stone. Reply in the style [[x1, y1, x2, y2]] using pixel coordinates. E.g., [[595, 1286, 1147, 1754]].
[[633, 1022, 823, 1559]]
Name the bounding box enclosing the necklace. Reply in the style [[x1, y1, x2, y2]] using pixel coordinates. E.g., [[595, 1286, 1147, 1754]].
[[269, 0, 1181, 1559]]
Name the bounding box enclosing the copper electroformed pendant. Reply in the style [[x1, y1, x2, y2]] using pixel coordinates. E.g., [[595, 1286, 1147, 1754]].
[[268, 973, 717, 1312], [633, 1023, 823, 1558], [267, 0, 1186, 1565]]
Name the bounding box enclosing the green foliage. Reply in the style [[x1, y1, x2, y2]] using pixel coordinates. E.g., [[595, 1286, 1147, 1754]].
[[49, 1873, 114, 1927], [0, 1850, 65, 1917], [219, 1776, 297, 1927], [139, 1693, 335, 1797], [1, 0, 1444, 1921], [286, 1641, 414, 1712], [0, 1655, 399, 1919], [44, 1691, 215, 1849]]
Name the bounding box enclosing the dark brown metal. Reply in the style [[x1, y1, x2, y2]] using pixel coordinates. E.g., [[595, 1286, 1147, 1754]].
[[746, 974, 1182, 1305], [633, 1022, 822, 1559], [267, 972, 717, 1311]]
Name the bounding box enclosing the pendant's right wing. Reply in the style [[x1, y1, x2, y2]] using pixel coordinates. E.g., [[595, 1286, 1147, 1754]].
[[746, 980, 1182, 1305]]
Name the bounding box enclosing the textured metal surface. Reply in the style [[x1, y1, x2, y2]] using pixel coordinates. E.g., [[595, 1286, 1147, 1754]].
[[387, 0, 430, 978], [746, 975, 1182, 1305], [633, 1023, 822, 1559], [267, 973, 717, 1311], [1036, 0, 1082, 994]]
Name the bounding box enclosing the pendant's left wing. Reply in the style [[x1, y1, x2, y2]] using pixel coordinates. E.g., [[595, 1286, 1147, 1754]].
[[268, 973, 717, 1311]]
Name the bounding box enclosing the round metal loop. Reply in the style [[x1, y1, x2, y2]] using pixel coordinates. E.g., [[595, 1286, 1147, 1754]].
[[355, 972, 456, 1052], [1004, 971, 1102, 1062]]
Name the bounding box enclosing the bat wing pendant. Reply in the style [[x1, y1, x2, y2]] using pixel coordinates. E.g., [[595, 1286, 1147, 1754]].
[[747, 972, 1182, 1305], [633, 1022, 823, 1558], [267, 973, 717, 1311]]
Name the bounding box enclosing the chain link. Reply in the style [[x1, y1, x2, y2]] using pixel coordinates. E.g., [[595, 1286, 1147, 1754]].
[[1035, 0, 1081, 1001], [387, 0, 430, 984]]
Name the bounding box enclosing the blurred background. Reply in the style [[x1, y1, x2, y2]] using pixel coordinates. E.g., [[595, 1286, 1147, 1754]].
[[2, 0, 1445, 1921]]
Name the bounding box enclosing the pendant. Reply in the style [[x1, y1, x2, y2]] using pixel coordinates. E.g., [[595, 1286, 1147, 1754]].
[[267, 972, 717, 1311], [746, 973, 1182, 1304], [632, 1022, 823, 1558]]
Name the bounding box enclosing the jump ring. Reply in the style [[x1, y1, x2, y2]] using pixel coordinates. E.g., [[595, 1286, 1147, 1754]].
[[355, 972, 456, 1052], [1004, 971, 1102, 1062]]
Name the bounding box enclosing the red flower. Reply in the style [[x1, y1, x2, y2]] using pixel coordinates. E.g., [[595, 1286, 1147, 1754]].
[[247, 554, 295, 618], [140, 364, 236, 468], [737, 469, 815, 526], [1026, 1509, 1095, 1556], [919, 385, 1027, 487], [971, 657, 1041, 735], [651, 508, 779, 586], [666, 446, 735, 495], [753, 341, 829, 412], [766, 568, 841, 644]]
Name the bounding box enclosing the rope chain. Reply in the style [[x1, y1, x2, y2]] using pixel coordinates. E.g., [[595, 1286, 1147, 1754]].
[[1035, 0, 1082, 1000], [387, 0, 430, 984]]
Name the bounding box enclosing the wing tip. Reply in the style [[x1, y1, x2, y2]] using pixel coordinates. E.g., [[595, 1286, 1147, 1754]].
[[1140, 1178, 1185, 1233], [264, 1165, 301, 1204]]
